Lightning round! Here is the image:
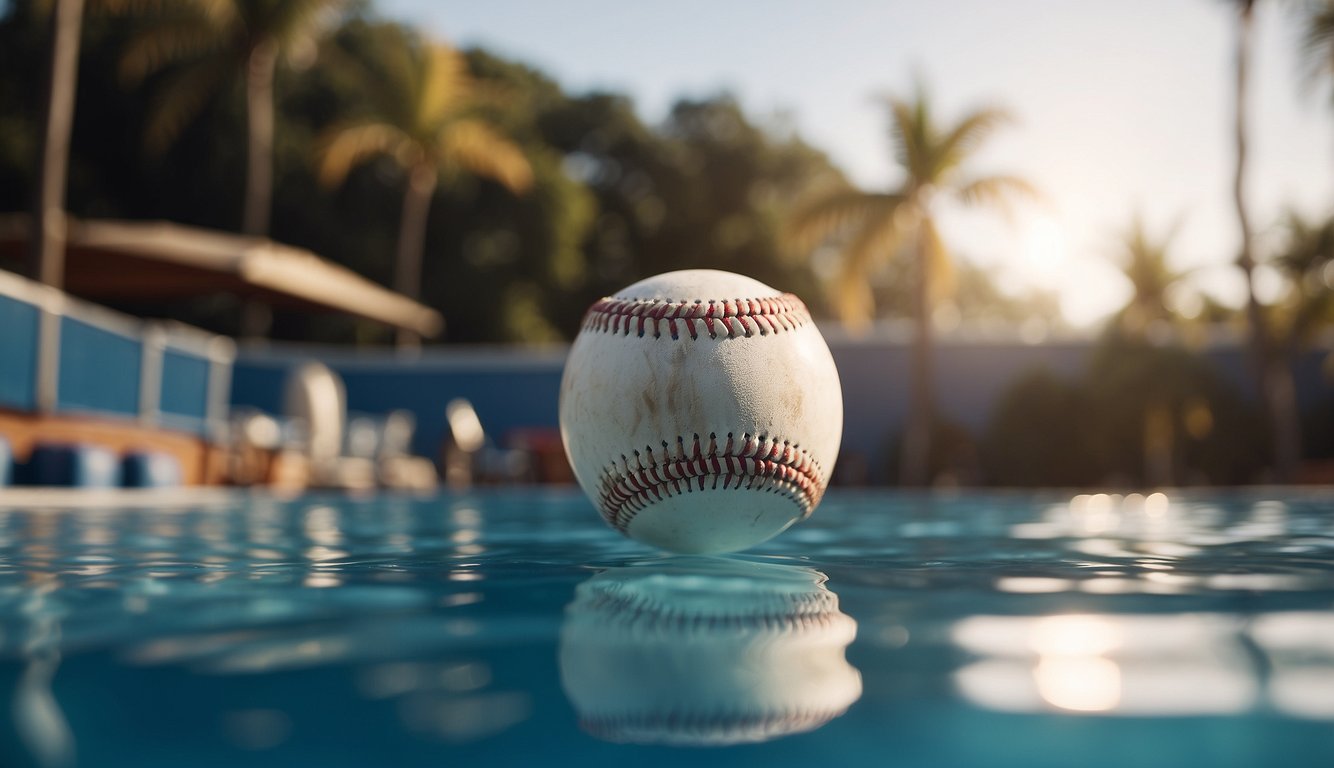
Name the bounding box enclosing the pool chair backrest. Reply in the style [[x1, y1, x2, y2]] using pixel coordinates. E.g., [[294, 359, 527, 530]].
[[283, 362, 346, 463]]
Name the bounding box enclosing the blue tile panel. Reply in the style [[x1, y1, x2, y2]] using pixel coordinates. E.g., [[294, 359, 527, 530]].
[[57, 316, 142, 417], [0, 294, 39, 410]]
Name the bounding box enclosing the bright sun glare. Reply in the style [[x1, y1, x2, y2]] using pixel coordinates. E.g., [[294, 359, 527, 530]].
[[1020, 215, 1066, 284]]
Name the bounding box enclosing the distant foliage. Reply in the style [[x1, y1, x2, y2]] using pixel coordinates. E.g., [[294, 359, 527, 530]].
[[0, 5, 841, 344], [883, 415, 982, 487], [982, 334, 1268, 487], [981, 368, 1100, 487], [1082, 332, 1267, 486]]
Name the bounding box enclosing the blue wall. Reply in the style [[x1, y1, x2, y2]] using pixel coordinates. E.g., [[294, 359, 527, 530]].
[[230, 339, 1331, 481], [158, 348, 211, 432], [57, 316, 141, 417], [0, 294, 38, 411], [231, 355, 565, 461], [834, 341, 1092, 466], [0, 273, 228, 437]]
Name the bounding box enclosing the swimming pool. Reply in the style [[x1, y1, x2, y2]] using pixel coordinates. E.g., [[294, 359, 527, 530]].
[[1, 489, 1333, 767]]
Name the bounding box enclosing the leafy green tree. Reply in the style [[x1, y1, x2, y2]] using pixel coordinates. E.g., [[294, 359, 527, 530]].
[[654, 97, 840, 301], [983, 341, 1269, 487], [787, 84, 1036, 485], [982, 368, 1100, 487], [316, 33, 533, 347], [120, 0, 345, 237], [532, 91, 841, 332], [533, 90, 674, 310], [1083, 333, 1267, 486]]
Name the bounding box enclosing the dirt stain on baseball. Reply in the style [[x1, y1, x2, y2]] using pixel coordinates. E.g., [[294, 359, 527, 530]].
[[782, 374, 806, 420]]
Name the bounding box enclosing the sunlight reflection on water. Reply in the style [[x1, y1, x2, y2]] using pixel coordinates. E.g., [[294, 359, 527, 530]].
[[0, 489, 1333, 767]]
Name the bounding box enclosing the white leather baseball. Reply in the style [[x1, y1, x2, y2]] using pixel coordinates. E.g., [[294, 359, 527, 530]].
[[559, 269, 843, 553]]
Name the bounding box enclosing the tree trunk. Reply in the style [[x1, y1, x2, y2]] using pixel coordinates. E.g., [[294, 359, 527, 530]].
[[1233, 1, 1302, 480], [29, 0, 84, 415], [1266, 356, 1302, 480], [1144, 402, 1175, 486], [394, 164, 439, 349], [900, 221, 935, 486], [242, 40, 276, 237], [30, 0, 84, 290], [238, 40, 278, 340]]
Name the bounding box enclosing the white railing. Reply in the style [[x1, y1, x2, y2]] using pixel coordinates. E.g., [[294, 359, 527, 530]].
[[0, 268, 234, 439]]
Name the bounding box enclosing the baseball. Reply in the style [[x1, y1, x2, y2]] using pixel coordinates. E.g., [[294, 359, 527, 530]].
[[559, 269, 843, 553]]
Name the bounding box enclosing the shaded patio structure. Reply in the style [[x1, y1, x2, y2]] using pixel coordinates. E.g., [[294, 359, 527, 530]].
[[0, 213, 444, 486], [0, 214, 444, 339]]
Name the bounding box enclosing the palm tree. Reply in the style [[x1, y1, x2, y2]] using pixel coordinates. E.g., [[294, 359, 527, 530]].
[[1228, 0, 1301, 480], [1301, 0, 1334, 104], [1109, 216, 1194, 485], [30, 0, 85, 295], [120, 0, 345, 238], [1112, 215, 1188, 338], [316, 37, 534, 348], [27, 0, 86, 416], [788, 85, 1036, 485], [1272, 210, 1334, 352]]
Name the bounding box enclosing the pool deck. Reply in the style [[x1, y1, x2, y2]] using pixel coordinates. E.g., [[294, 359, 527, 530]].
[[0, 407, 223, 485]]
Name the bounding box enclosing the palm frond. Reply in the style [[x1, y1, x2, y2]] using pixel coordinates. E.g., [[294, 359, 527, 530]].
[[438, 118, 533, 194], [316, 121, 412, 187], [886, 95, 930, 184], [1271, 208, 1334, 349], [831, 265, 877, 330], [785, 188, 903, 251], [119, 18, 230, 84], [418, 43, 472, 131], [191, 0, 238, 26], [367, 28, 424, 129], [266, 0, 344, 49], [93, 0, 194, 14], [141, 54, 230, 151], [1113, 214, 1186, 328], [1301, 0, 1334, 101], [843, 200, 911, 272], [935, 108, 1011, 177], [829, 200, 914, 327], [955, 174, 1041, 215], [1273, 209, 1334, 278]]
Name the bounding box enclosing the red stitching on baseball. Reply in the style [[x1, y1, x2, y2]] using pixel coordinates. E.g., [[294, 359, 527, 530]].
[[581, 293, 812, 340], [596, 432, 825, 535], [581, 586, 843, 633], [578, 710, 850, 742]]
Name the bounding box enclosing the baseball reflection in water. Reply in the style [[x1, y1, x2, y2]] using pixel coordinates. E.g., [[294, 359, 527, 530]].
[[558, 557, 862, 746]]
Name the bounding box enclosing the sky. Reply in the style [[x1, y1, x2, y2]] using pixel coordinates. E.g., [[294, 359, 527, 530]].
[[381, 0, 1334, 327]]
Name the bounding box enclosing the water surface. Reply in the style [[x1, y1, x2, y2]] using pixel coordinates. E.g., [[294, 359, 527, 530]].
[[2, 489, 1333, 767]]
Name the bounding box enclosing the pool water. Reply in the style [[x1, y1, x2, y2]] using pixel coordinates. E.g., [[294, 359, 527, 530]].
[[2, 489, 1334, 767]]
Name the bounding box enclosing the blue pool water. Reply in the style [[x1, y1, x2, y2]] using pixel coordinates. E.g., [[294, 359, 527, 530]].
[[2, 489, 1334, 767]]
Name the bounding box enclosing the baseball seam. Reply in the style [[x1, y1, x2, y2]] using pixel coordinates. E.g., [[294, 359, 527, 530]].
[[596, 432, 825, 534], [583, 590, 846, 634], [578, 708, 850, 742], [582, 294, 811, 340]]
